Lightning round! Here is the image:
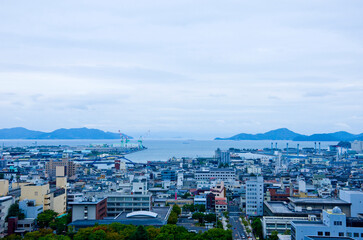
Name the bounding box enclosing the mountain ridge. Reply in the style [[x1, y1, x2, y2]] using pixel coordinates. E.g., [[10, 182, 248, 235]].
[[215, 128, 363, 141], [0, 127, 132, 139]]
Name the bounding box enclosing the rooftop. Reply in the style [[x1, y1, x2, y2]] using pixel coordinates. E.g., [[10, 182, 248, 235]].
[[288, 197, 350, 205]]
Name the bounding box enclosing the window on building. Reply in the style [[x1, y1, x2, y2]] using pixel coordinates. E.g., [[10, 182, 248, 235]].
[[353, 233, 359, 238], [318, 232, 323, 236], [339, 232, 344, 236], [325, 232, 330, 236]]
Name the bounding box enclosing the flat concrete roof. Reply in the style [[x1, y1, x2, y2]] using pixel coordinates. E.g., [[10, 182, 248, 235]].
[[288, 197, 350, 205]]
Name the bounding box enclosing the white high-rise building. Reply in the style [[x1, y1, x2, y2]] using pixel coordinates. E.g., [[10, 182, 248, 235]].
[[246, 176, 264, 216], [339, 190, 363, 217], [177, 172, 184, 188], [351, 141, 363, 153]]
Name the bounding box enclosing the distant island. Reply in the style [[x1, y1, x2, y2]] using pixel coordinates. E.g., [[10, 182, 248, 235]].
[[215, 128, 363, 141], [0, 127, 132, 139]]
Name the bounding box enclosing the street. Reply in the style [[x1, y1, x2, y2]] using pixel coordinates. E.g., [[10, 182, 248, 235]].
[[228, 201, 247, 240], [229, 216, 247, 240]]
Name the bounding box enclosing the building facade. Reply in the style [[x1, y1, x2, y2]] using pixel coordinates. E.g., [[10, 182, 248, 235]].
[[246, 176, 264, 216], [106, 194, 152, 217]]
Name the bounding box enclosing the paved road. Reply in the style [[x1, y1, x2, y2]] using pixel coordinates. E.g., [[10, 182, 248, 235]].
[[230, 216, 247, 240]]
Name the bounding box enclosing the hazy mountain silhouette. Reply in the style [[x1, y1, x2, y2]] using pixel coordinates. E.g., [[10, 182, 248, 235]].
[[215, 128, 363, 141], [0, 127, 131, 139]]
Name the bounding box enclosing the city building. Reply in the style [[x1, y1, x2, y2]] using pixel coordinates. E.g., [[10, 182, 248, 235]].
[[246, 176, 264, 216], [46, 159, 76, 179], [161, 170, 177, 181], [339, 190, 363, 217], [106, 194, 152, 217], [0, 180, 9, 196], [288, 197, 352, 217], [70, 198, 107, 222], [69, 207, 171, 230], [291, 207, 363, 240], [19, 199, 43, 219], [262, 216, 309, 238], [0, 196, 14, 237], [351, 141, 363, 153], [215, 197, 228, 212], [215, 149, 231, 166], [20, 183, 67, 214], [195, 168, 236, 181], [194, 194, 207, 207]]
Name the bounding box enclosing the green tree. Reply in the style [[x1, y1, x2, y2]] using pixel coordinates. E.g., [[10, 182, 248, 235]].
[[269, 231, 279, 240], [172, 204, 181, 216], [89, 229, 107, 240], [4, 234, 22, 240], [167, 211, 178, 224], [195, 204, 206, 212], [24, 229, 53, 240], [181, 192, 191, 199], [284, 229, 291, 235], [204, 213, 217, 223], [6, 203, 25, 221], [201, 228, 232, 240], [182, 204, 195, 212], [50, 214, 68, 234], [251, 218, 263, 240], [192, 212, 205, 224], [146, 226, 161, 240], [37, 210, 58, 228], [130, 225, 149, 240]]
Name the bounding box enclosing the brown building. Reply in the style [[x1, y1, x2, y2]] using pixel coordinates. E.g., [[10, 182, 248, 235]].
[[46, 159, 76, 179], [268, 187, 298, 202]]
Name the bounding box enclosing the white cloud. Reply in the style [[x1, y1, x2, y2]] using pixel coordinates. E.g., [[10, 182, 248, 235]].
[[0, 0, 362, 138]]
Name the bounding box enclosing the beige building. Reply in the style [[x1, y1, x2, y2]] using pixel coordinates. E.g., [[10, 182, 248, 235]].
[[20, 181, 67, 215], [0, 180, 9, 196], [46, 159, 76, 179]]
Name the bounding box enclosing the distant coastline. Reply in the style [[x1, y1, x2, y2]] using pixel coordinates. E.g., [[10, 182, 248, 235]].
[[215, 128, 363, 142], [0, 127, 132, 140]]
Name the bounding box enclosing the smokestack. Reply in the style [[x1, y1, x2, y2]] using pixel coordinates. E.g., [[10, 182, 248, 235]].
[[286, 143, 289, 154], [297, 144, 299, 156], [314, 142, 317, 154], [275, 142, 277, 150], [319, 142, 321, 155], [271, 142, 273, 151]]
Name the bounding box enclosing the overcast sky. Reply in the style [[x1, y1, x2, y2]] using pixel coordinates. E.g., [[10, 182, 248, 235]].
[[0, 0, 362, 139]]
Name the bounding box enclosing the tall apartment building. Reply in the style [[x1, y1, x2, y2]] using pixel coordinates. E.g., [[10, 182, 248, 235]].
[[215, 149, 231, 166], [106, 194, 152, 217], [46, 159, 76, 179], [195, 168, 236, 181], [246, 176, 264, 216]]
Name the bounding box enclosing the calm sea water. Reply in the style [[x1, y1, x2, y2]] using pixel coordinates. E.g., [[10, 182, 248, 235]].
[[0, 139, 337, 163]]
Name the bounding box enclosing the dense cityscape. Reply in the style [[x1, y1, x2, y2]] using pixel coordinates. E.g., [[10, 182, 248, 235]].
[[0, 140, 362, 240]]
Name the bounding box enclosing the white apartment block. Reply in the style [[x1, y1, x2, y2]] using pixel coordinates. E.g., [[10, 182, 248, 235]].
[[246, 176, 264, 216]]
